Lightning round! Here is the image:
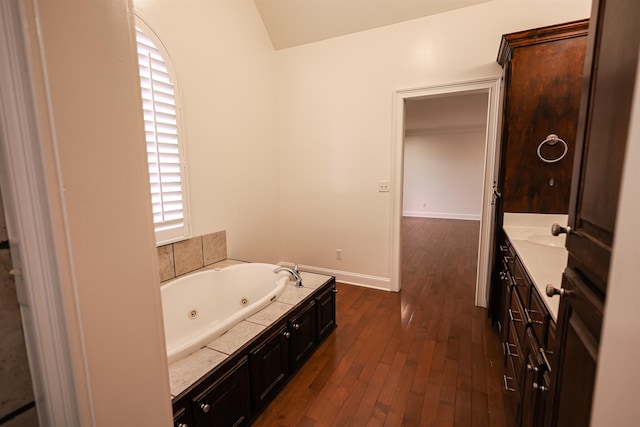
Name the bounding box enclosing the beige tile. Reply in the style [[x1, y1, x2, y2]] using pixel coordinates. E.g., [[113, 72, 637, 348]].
[[203, 231, 227, 265], [157, 244, 175, 282], [168, 348, 227, 396], [300, 272, 333, 290], [277, 284, 314, 305], [206, 321, 266, 355], [174, 237, 203, 276], [246, 301, 293, 326]]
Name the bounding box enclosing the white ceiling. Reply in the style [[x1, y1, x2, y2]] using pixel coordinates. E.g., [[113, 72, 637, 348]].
[[254, 0, 493, 50]]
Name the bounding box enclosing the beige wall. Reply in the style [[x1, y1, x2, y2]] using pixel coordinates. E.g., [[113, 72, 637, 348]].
[[274, 0, 592, 287], [34, 0, 172, 424], [131, 1, 591, 288], [134, 0, 282, 264], [403, 131, 486, 220]]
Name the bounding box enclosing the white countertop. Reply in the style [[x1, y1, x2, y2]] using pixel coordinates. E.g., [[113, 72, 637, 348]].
[[503, 213, 569, 320]]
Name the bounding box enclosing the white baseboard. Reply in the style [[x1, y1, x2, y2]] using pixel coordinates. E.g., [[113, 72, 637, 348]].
[[403, 211, 481, 221], [278, 262, 393, 292]]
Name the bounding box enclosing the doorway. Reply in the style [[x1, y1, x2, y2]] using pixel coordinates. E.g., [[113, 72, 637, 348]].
[[389, 78, 502, 307]]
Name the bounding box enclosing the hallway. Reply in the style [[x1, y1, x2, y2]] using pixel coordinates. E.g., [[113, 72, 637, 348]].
[[253, 218, 513, 426]]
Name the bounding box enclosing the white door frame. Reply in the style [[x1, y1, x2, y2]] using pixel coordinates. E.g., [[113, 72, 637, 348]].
[[389, 77, 502, 307], [0, 1, 90, 425]]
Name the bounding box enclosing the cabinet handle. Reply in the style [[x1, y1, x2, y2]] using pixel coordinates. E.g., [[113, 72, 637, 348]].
[[282, 331, 291, 339], [503, 375, 516, 392], [292, 323, 300, 330], [505, 342, 519, 358], [177, 424, 189, 427], [524, 308, 544, 325], [533, 382, 548, 392], [551, 223, 572, 236], [539, 347, 551, 371], [200, 403, 210, 413], [508, 308, 522, 323], [332, 288, 338, 293]]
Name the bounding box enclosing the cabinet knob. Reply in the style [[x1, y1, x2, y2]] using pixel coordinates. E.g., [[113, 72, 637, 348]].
[[282, 331, 291, 339], [292, 323, 300, 330], [545, 284, 568, 298], [527, 363, 539, 373], [533, 382, 548, 392], [200, 403, 210, 413], [551, 223, 571, 236]]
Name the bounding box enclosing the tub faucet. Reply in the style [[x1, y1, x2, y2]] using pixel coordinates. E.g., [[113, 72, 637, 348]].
[[274, 266, 303, 287]]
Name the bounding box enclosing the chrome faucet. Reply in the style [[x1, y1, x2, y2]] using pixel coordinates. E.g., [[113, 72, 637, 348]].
[[274, 266, 303, 287]]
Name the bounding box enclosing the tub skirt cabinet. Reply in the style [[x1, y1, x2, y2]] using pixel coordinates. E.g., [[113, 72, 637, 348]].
[[171, 278, 337, 427]]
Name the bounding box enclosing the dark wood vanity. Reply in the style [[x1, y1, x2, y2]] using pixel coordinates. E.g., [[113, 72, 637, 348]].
[[171, 277, 336, 427], [490, 0, 639, 425]]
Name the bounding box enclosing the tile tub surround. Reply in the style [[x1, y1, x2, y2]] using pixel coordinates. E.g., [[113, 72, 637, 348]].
[[157, 230, 227, 282], [167, 270, 331, 397], [503, 212, 570, 319]]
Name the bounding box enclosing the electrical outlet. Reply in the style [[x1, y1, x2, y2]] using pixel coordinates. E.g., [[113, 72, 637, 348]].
[[336, 249, 342, 260], [378, 180, 390, 192]]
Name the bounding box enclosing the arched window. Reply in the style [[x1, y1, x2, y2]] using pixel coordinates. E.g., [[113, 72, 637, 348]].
[[135, 20, 189, 244]]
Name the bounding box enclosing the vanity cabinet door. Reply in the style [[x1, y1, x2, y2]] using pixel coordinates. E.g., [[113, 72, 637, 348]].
[[192, 356, 251, 427], [520, 328, 550, 427], [547, 270, 603, 427], [249, 326, 290, 413], [316, 283, 337, 342], [289, 300, 317, 369]]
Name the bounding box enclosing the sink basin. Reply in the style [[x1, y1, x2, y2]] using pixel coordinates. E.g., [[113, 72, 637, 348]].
[[528, 234, 565, 248]]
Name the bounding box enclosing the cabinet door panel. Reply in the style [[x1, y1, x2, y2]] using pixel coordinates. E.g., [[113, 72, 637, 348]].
[[249, 326, 290, 412], [316, 284, 337, 341], [548, 269, 603, 427], [192, 357, 251, 427], [499, 23, 588, 213], [290, 300, 317, 367], [567, 0, 640, 292]]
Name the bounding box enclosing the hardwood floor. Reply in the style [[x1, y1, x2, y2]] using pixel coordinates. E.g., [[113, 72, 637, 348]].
[[253, 217, 514, 426]]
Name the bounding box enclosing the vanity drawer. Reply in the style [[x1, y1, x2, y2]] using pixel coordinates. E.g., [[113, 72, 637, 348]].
[[544, 320, 556, 372], [512, 257, 531, 304], [527, 287, 551, 346], [509, 287, 527, 344]]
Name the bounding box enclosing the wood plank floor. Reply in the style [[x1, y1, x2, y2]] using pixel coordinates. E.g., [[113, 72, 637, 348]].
[[253, 217, 515, 426]]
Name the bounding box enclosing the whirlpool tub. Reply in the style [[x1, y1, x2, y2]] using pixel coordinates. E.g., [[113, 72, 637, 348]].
[[161, 263, 289, 363]]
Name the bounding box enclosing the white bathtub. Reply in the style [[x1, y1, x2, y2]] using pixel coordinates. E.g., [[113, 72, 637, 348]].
[[161, 263, 288, 364]]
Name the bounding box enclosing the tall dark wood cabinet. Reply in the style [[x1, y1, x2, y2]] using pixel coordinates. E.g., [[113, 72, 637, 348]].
[[489, 20, 588, 336], [497, 20, 588, 214], [546, 0, 640, 425]]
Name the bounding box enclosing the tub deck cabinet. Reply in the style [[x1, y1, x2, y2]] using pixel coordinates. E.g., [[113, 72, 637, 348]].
[[171, 277, 336, 427]]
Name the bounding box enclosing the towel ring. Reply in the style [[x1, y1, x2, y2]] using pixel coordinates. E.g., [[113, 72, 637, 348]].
[[537, 134, 568, 163]]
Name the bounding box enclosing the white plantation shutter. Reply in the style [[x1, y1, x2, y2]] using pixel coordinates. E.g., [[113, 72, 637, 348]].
[[135, 25, 189, 243]]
